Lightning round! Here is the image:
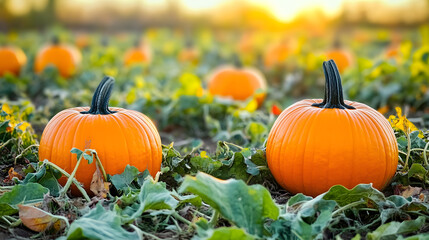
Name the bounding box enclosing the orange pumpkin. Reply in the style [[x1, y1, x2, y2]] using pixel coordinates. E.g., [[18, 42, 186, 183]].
[[266, 60, 398, 197], [325, 48, 353, 73], [124, 40, 152, 66], [34, 37, 81, 78], [264, 41, 291, 68], [178, 39, 199, 64], [39, 76, 162, 194], [0, 46, 27, 77], [208, 63, 267, 105]]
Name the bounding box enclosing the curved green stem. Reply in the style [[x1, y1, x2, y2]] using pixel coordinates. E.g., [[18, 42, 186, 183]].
[[209, 210, 219, 227], [312, 60, 355, 110], [81, 76, 117, 115], [14, 144, 39, 165], [332, 199, 366, 217]]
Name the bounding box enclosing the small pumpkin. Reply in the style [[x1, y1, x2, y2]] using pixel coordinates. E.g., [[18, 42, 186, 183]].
[[263, 40, 291, 68], [325, 40, 353, 73], [34, 37, 81, 78], [207, 57, 267, 105], [178, 39, 199, 64], [266, 60, 398, 197], [39, 76, 162, 194], [124, 39, 152, 66], [0, 46, 27, 77]]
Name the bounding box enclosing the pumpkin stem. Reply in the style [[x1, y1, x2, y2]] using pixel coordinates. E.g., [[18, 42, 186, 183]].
[[233, 54, 243, 68], [52, 36, 60, 45], [312, 60, 355, 110], [81, 76, 117, 115]]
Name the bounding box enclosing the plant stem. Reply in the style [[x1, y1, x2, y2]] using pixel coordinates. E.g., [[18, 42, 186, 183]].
[[404, 129, 412, 170], [130, 224, 161, 240], [423, 142, 429, 168], [44, 160, 91, 202], [224, 142, 243, 150], [209, 210, 219, 227], [59, 156, 84, 199], [93, 152, 107, 181], [0, 139, 14, 150], [332, 199, 366, 217], [172, 212, 193, 228], [14, 144, 39, 165]]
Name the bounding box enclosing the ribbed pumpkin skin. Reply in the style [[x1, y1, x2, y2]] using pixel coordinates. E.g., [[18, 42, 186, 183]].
[[325, 50, 353, 73], [39, 107, 162, 194], [208, 67, 267, 104], [35, 45, 81, 78], [0, 47, 27, 76], [266, 99, 398, 197], [124, 46, 151, 66]]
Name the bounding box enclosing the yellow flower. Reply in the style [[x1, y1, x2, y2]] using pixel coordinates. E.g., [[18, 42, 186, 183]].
[[1, 103, 13, 115], [200, 151, 209, 158], [388, 107, 422, 137]]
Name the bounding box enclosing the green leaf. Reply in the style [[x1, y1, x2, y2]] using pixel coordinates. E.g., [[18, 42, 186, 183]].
[[66, 204, 141, 240], [0, 120, 10, 133], [118, 178, 178, 222], [0, 183, 49, 216], [197, 227, 256, 240], [70, 148, 83, 160], [21, 164, 62, 196], [322, 184, 385, 207], [367, 216, 426, 240], [179, 172, 279, 236], [111, 165, 141, 191]]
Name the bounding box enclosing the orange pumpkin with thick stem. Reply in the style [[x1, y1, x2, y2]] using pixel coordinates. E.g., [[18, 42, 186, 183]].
[[208, 59, 267, 105], [39, 76, 162, 194], [34, 37, 81, 78], [266, 60, 398, 197], [0, 46, 27, 77]]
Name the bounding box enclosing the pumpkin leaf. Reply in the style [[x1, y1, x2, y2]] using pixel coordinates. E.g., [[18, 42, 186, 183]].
[[178, 172, 279, 236], [196, 227, 256, 240], [110, 165, 149, 192], [0, 183, 49, 216], [116, 178, 179, 222], [66, 204, 141, 240], [366, 216, 426, 240], [20, 163, 62, 196], [322, 184, 386, 207]]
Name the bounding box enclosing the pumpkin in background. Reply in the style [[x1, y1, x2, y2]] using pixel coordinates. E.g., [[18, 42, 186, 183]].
[[266, 60, 398, 197], [124, 38, 152, 66], [178, 39, 199, 64], [325, 40, 353, 73], [0, 46, 27, 77], [208, 56, 267, 105], [263, 40, 291, 68], [39, 76, 162, 194], [75, 33, 90, 49], [34, 37, 81, 78]]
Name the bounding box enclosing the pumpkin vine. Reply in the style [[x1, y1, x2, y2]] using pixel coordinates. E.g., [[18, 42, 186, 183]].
[[81, 76, 117, 115], [312, 59, 355, 109]]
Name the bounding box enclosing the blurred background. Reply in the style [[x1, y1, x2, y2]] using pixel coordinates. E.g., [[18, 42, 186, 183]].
[[1, 0, 429, 148]]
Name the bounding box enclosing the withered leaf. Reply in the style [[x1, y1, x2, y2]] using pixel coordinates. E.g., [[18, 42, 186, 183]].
[[18, 205, 67, 233]]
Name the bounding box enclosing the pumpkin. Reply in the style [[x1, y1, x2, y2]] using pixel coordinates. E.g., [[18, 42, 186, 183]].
[[207, 58, 267, 105], [124, 39, 152, 66], [263, 40, 291, 68], [39, 76, 162, 194], [178, 39, 199, 63], [0, 46, 27, 77], [266, 60, 398, 197], [325, 40, 353, 73], [34, 37, 81, 78]]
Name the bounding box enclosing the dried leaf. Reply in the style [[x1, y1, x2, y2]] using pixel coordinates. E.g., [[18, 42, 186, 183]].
[[18, 205, 67, 233], [90, 165, 110, 198], [4, 167, 23, 182], [394, 185, 422, 198]]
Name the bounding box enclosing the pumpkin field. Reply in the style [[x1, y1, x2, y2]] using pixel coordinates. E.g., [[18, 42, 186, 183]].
[[1, 1, 429, 239]]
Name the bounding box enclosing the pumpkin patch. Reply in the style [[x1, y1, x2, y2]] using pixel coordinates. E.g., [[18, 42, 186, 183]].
[[1, 2, 429, 239]]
